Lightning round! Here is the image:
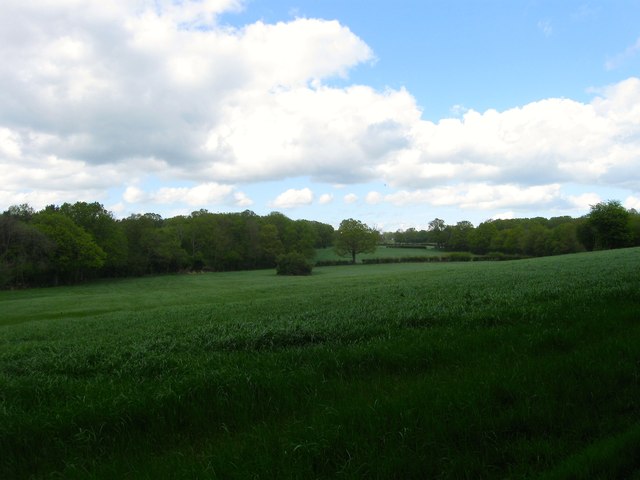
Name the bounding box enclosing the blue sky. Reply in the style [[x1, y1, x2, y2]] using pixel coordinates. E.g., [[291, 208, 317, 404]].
[[1, 0, 640, 230]]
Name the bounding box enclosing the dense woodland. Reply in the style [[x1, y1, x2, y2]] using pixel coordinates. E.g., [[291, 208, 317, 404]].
[[1, 200, 639, 288]]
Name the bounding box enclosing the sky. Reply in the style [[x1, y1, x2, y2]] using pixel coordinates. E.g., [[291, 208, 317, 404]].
[[1, 0, 640, 230]]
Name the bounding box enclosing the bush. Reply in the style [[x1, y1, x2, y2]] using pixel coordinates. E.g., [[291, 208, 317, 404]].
[[446, 252, 473, 262], [276, 252, 313, 276]]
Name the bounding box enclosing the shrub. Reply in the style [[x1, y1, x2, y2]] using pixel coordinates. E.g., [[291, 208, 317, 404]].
[[446, 252, 473, 262], [276, 252, 313, 276]]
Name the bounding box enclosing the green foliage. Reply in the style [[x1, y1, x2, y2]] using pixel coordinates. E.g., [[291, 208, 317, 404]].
[[276, 252, 313, 276], [59, 201, 129, 275], [0, 249, 638, 478], [334, 218, 380, 263], [2, 199, 638, 288], [393, 209, 638, 259], [32, 212, 106, 284], [0, 215, 53, 287], [587, 200, 632, 249]]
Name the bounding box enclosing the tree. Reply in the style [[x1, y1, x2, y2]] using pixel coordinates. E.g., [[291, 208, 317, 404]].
[[588, 200, 632, 250], [446, 221, 474, 251], [0, 214, 53, 287], [629, 209, 640, 246], [259, 223, 284, 266], [32, 212, 106, 284], [59, 202, 128, 276], [427, 218, 447, 248], [334, 218, 379, 264], [469, 221, 497, 254]]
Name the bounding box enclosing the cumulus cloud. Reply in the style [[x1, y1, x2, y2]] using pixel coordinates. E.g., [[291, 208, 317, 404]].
[[567, 193, 601, 210], [234, 191, 254, 207], [270, 188, 314, 209], [123, 182, 240, 207], [344, 193, 358, 204], [366, 191, 383, 204], [318, 193, 334, 205], [383, 183, 564, 210], [377, 78, 640, 191], [1, 0, 639, 218], [0, 0, 380, 211], [625, 195, 640, 210]]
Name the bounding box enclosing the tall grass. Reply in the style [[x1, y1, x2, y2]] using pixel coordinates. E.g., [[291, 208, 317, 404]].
[[1, 248, 639, 478]]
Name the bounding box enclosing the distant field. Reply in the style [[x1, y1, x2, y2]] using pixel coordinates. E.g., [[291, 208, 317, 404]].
[[1, 248, 639, 478], [315, 245, 443, 262]]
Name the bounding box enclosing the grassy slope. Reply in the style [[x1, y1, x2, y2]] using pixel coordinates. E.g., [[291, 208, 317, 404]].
[[1, 248, 639, 478], [314, 245, 443, 263]]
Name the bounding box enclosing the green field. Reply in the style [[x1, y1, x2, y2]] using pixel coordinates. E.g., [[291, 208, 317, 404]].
[[315, 245, 443, 263], [1, 248, 639, 478]]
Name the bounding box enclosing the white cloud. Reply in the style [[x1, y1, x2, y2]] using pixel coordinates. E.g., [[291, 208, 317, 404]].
[[366, 191, 383, 204], [123, 182, 240, 207], [123, 186, 148, 204], [0, 1, 639, 219], [493, 211, 515, 220], [625, 195, 640, 211], [567, 193, 601, 210], [344, 193, 358, 204], [0, 1, 375, 178], [234, 191, 254, 207], [270, 188, 314, 209], [0, 128, 21, 158], [384, 183, 563, 210], [153, 183, 235, 206], [318, 193, 334, 205], [377, 78, 640, 191]]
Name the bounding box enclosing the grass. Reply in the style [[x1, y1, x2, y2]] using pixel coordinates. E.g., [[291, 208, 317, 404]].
[[1, 248, 639, 478], [315, 245, 443, 263]]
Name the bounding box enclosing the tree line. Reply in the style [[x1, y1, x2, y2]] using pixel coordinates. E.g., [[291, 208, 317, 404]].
[[1, 199, 638, 288], [0, 202, 334, 288], [391, 200, 640, 256]]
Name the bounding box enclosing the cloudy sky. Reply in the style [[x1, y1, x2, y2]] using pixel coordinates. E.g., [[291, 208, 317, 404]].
[[1, 0, 639, 230]]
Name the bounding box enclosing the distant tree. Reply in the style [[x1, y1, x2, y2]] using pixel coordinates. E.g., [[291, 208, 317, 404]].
[[522, 224, 551, 257], [0, 214, 53, 287], [334, 218, 379, 264], [311, 221, 335, 248], [550, 222, 583, 255], [446, 221, 474, 251], [629, 209, 640, 246], [259, 223, 284, 266], [32, 212, 106, 284], [288, 220, 317, 258], [121, 213, 188, 274], [427, 218, 447, 248], [469, 221, 497, 254], [59, 202, 128, 276], [588, 200, 632, 250], [5, 204, 36, 222]]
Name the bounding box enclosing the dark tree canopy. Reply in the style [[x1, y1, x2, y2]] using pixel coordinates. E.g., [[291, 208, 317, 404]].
[[334, 218, 380, 264], [587, 200, 632, 250]]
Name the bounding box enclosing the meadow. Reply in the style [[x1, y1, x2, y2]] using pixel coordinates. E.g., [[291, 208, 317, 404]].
[[314, 245, 443, 263], [1, 248, 639, 478]]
